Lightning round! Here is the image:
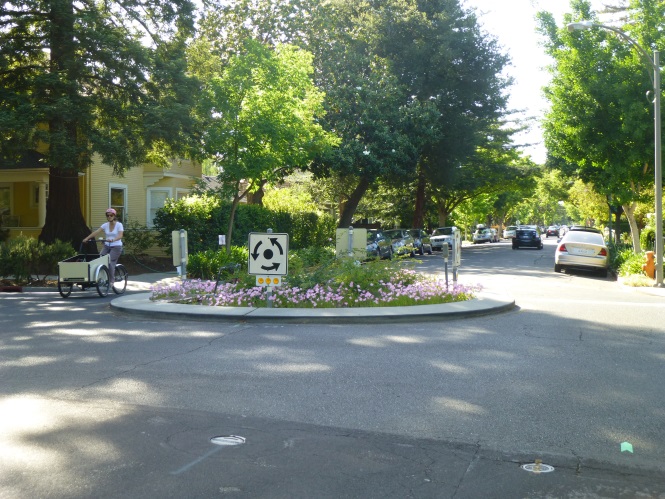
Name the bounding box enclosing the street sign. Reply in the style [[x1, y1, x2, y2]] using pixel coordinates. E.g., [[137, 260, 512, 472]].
[[248, 232, 289, 276]]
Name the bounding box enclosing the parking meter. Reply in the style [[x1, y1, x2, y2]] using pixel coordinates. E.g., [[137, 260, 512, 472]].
[[451, 227, 461, 282]]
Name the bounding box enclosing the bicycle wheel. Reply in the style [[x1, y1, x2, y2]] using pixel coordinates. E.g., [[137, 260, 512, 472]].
[[95, 265, 110, 297], [113, 264, 128, 294], [58, 281, 73, 298]]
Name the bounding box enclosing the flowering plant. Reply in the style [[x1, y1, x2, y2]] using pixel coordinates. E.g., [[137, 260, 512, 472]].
[[151, 259, 479, 308]]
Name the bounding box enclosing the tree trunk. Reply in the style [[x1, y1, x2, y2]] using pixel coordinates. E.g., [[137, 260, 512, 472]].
[[39, 167, 90, 251], [622, 202, 641, 252], [247, 179, 267, 205], [338, 176, 371, 228], [436, 203, 449, 227], [225, 196, 240, 254], [412, 167, 426, 229]]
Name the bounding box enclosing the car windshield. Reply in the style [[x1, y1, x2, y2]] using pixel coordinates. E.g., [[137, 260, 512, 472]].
[[506, 226, 517, 231], [432, 228, 453, 236], [383, 230, 401, 239], [564, 231, 605, 244]]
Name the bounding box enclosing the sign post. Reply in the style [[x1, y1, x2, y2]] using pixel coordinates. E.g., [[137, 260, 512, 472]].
[[248, 231, 289, 308]]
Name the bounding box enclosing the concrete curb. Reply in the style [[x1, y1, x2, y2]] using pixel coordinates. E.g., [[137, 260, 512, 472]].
[[110, 290, 516, 324]]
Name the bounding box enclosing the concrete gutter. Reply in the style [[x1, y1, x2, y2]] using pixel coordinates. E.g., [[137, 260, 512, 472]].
[[110, 290, 515, 324]]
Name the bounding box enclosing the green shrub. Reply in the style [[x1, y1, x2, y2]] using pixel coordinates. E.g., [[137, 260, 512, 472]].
[[187, 246, 249, 280], [0, 236, 71, 284], [153, 195, 336, 254], [122, 218, 155, 256], [640, 227, 656, 251], [617, 250, 646, 277]]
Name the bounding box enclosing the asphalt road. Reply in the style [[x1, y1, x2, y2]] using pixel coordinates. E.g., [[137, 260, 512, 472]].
[[1, 238, 664, 498]]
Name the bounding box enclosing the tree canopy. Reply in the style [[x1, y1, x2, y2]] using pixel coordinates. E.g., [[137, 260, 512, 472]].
[[0, 0, 198, 246], [537, 0, 665, 250]]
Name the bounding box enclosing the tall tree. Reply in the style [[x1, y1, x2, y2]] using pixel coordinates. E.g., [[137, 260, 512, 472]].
[[191, 38, 338, 250], [0, 0, 197, 247], [306, 0, 438, 227], [537, 0, 665, 251]]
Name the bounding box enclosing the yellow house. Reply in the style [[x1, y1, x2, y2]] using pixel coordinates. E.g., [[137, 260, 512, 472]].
[[0, 152, 202, 253]]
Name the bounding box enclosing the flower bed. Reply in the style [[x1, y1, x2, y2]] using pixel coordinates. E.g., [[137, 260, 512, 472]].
[[151, 269, 479, 308]]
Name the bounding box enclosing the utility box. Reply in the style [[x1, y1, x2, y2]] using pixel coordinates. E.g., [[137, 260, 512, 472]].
[[451, 227, 462, 267], [172, 230, 188, 267], [336, 227, 367, 260]]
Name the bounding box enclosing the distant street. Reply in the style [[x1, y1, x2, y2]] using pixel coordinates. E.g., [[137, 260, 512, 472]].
[[2, 237, 664, 498]]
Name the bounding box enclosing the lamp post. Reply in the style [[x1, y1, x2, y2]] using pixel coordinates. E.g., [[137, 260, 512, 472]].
[[567, 21, 663, 287]]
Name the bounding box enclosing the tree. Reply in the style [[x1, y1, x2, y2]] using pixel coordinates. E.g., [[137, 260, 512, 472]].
[[191, 38, 338, 250], [370, 0, 515, 225], [0, 0, 198, 248], [537, 0, 665, 251], [306, 0, 437, 228]]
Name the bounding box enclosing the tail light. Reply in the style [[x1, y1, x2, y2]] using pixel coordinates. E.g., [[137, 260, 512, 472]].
[[599, 248, 607, 256], [558, 244, 567, 252]]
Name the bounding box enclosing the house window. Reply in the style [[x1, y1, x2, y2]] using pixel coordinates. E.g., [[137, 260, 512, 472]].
[[147, 188, 172, 228], [109, 184, 127, 223], [175, 188, 190, 201]]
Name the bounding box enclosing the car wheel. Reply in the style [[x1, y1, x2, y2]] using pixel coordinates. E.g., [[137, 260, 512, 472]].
[[387, 248, 393, 260], [512, 244, 517, 250], [600, 268, 608, 278], [538, 243, 543, 250], [554, 263, 562, 273], [418, 246, 424, 256]]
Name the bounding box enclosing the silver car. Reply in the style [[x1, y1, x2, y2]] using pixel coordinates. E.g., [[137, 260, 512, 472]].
[[554, 228, 609, 277]]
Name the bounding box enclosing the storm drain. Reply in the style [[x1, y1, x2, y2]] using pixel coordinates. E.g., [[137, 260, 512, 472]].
[[521, 460, 555, 474], [210, 435, 246, 446]]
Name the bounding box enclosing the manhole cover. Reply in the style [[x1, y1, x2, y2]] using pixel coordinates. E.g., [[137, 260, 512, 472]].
[[521, 463, 555, 473], [210, 435, 246, 446]]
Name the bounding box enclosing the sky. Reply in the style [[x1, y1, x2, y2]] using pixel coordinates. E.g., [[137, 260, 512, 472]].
[[460, 0, 606, 163]]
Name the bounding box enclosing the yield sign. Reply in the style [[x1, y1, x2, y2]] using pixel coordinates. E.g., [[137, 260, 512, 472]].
[[248, 233, 289, 276]]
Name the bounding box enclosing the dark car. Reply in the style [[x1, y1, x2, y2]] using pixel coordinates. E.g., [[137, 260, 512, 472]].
[[546, 226, 559, 238], [383, 228, 416, 257], [366, 229, 393, 260], [513, 226, 543, 250], [409, 229, 433, 255]]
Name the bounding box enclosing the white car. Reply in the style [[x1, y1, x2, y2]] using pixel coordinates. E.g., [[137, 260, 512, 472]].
[[503, 225, 517, 239], [430, 227, 454, 251], [554, 228, 609, 277], [472, 228, 493, 244]]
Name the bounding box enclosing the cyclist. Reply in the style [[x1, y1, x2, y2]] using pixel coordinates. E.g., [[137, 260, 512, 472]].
[[82, 208, 124, 283]]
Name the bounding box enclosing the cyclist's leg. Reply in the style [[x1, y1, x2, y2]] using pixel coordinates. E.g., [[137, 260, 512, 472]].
[[108, 246, 122, 282]]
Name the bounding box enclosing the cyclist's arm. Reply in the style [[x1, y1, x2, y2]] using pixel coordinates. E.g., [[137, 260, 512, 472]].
[[83, 227, 103, 242]]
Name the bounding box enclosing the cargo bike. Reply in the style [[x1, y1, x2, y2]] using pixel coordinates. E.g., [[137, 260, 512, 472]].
[[57, 240, 128, 298]]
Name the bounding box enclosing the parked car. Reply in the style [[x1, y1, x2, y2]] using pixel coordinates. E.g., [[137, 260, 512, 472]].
[[409, 229, 433, 255], [503, 225, 517, 239], [512, 226, 543, 250], [366, 229, 393, 260], [554, 228, 609, 277], [545, 225, 559, 238], [489, 228, 499, 242], [472, 228, 493, 244], [568, 225, 601, 234], [383, 228, 416, 257], [430, 227, 454, 251]]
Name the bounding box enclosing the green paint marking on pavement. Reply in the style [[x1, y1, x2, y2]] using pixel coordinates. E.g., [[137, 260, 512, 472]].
[[620, 442, 634, 453]]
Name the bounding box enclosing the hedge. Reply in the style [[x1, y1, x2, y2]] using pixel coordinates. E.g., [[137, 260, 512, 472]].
[[153, 195, 336, 255]]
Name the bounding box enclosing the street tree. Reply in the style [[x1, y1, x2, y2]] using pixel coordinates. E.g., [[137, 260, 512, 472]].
[[0, 0, 198, 248], [191, 38, 338, 250], [537, 0, 665, 251]]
